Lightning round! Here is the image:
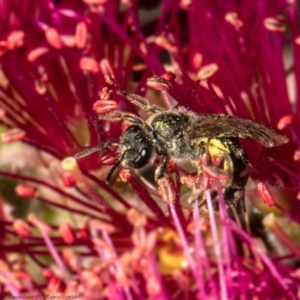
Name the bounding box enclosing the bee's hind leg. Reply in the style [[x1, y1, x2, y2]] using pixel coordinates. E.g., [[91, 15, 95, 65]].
[[181, 147, 233, 212], [198, 150, 231, 190]]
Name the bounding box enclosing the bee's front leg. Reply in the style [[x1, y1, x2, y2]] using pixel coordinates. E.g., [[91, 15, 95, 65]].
[[98, 111, 145, 125], [154, 153, 169, 180], [155, 154, 179, 204], [118, 92, 165, 113]]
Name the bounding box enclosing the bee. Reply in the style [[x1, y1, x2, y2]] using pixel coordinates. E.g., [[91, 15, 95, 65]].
[[75, 92, 288, 210]]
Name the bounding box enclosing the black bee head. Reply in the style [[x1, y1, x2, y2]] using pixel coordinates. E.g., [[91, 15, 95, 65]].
[[119, 125, 153, 169], [105, 125, 153, 183]]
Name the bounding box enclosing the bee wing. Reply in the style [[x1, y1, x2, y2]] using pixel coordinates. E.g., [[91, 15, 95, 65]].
[[186, 114, 288, 147]]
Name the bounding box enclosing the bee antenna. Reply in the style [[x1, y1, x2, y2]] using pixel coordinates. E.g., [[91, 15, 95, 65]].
[[105, 150, 127, 183], [74, 142, 119, 159]]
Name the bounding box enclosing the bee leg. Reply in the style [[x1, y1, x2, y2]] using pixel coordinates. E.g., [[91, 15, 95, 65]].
[[155, 153, 169, 180], [195, 150, 233, 212], [98, 111, 144, 124], [119, 92, 165, 113], [98, 111, 150, 127], [180, 152, 213, 189], [224, 187, 244, 215], [214, 156, 225, 169], [198, 151, 227, 189], [105, 150, 128, 183], [197, 148, 231, 188], [197, 152, 212, 189]]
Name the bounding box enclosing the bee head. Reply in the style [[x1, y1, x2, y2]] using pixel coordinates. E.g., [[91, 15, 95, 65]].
[[106, 125, 153, 183], [119, 125, 153, 168]]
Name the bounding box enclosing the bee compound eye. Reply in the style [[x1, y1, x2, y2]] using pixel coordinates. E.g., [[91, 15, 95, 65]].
[[132, 147, 151, 168]]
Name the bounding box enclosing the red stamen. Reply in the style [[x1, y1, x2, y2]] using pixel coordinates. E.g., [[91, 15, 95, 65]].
[[146, 276, 161, 298], [99, 59, 115, 84], [79, 57, 100, 73], [89, 219, 116, 234], [264, 16, 286, 32], [277, 114, 294, 130], [27, 47, 49, 61], [257, 182, 276, 207], [293, 150, 300, 162], [93, 100, 118, 114], [15, 184, 37, 197], [13, 220, 31, 238], [127, 208, 147, 227], [45, 28, 63, 49], [27, 214, 52, 234], [155, 36, 177, 54], [62, 171, 76, 187], [59, 222, 76, 244], [60, 35, 75, 48], [62, 249, 79, 271], [192, 53, 203, 70], [75, 22, 88, 49], [146, 76, 170, 91], [0, 128, 25, 143], [225, 12, 243, 29], [7, 30, 25, 50], [197, 63, 219, 80]]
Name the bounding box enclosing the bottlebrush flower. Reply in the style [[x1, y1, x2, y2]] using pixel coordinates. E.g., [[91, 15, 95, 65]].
[[0, 1, 300, 299]]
